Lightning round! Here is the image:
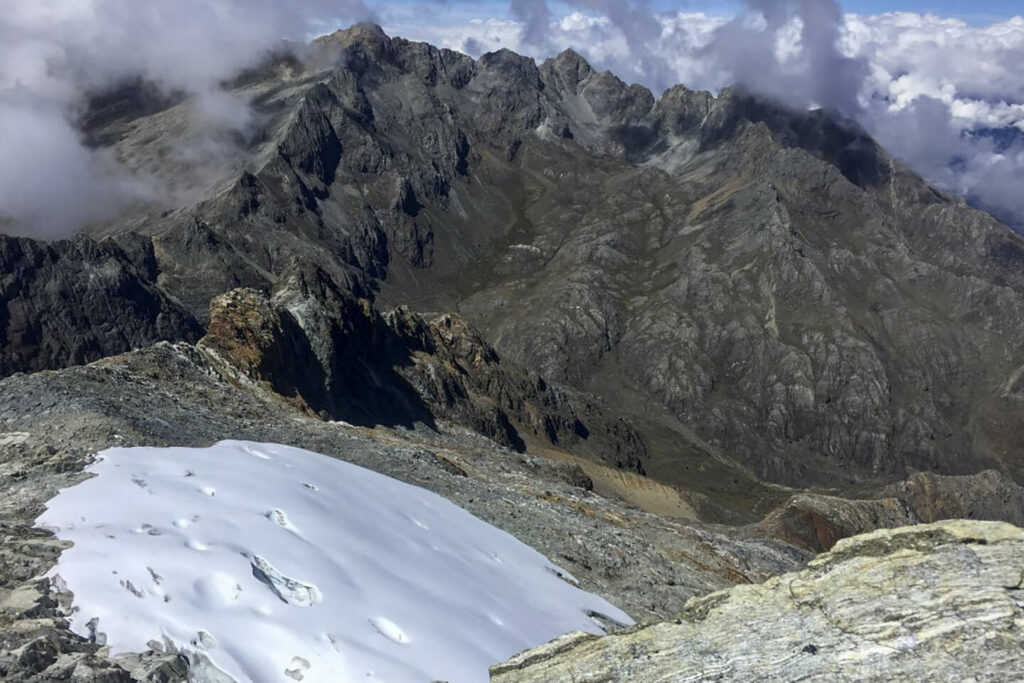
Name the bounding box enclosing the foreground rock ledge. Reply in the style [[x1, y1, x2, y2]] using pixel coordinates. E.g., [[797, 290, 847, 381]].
[[492, 520, 1024, 682]]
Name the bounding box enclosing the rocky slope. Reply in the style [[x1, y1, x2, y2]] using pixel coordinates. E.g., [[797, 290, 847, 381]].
[[753, 468, 1024, 552], [0, 339, 804, 681], [492, 520, 1024, 682]]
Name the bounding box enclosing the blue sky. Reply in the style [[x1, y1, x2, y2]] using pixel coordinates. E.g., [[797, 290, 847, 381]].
[[643, 0, 1020, 22], [377, 1, 1021, 26], [843, 0, 1020, 23]]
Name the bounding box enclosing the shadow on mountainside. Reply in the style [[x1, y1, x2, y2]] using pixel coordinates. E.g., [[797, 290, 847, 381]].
[[197, 286, 438, 432]]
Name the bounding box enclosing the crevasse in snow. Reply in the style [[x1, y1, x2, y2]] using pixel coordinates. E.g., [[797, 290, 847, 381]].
[[36, 441, 633, 682]]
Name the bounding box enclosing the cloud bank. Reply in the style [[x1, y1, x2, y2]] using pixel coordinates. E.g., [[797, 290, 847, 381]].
[[0, 0, 374, 238], [3, 0, 1024, 236]]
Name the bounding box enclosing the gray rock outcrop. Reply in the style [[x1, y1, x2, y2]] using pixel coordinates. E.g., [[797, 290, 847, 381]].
[[492, 520, 1024, 682]]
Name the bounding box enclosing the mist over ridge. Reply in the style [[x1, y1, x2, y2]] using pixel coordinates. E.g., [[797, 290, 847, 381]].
[[2, 0, 1024, 235]]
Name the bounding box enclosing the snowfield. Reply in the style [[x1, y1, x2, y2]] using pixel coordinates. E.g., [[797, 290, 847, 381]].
[[36, 441, 633, 682]]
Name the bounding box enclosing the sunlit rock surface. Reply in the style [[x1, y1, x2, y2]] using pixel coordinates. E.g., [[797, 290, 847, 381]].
[[493, 520, 1024, 682]]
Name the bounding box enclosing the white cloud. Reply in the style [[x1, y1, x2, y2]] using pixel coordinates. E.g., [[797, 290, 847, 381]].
[[0, 93, 155, 238], [844, 13, 1024, 226], [3, 0, 1024, 234], [0, 0, 375, 238]]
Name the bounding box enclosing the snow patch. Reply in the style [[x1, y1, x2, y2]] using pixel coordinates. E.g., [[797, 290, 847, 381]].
[[36, 440, 633, 682]]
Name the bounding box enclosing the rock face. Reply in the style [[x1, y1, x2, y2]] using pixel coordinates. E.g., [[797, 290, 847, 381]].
[[492, 520, 1024, 682], [198, 279, 646, 470], [753, 492, 912, 553], [59, 25, 1024, 498], [0, 235, 202, 378], [892, 470, 1024, 527]]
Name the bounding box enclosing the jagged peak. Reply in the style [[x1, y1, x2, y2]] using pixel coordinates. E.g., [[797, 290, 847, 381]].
[[314, 22, 388, 46], [545, 48, 595, 87], [479, 47, 538, 68], [477, 47, 543, 86], [309, 22, 394, 64], [658, 82, 712, 103]]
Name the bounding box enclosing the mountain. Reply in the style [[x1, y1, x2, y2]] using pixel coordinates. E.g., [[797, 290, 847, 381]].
[[29, 23, 1013, 502], [0, 234, 201, 376]]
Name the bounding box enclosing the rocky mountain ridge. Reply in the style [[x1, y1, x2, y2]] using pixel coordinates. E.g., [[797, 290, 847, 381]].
[[752, 468, 1024, 552], [198, 279, 646, 471], [61, 24, 1024, 497]]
